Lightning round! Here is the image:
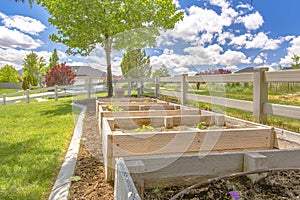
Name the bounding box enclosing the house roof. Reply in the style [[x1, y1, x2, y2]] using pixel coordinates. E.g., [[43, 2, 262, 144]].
[[234, 67, 254, 73], [70, 66, 106, 79]]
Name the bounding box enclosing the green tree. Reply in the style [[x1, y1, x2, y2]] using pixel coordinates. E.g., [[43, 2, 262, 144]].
[[22, 52, 47, 87], [39, 56, 47, 76], [23, 52, 39, 78], [48, 48, 59, 70], [26, 0, 183, 97], [291, 54, 300, 69], [0, 65, 19, 83], [121, 49, 151, 79], [152, 64, 170, 78]]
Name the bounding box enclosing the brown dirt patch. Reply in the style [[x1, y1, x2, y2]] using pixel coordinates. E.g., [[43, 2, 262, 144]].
[[68, 99, 114, 200], [145, 170, 300, 199]]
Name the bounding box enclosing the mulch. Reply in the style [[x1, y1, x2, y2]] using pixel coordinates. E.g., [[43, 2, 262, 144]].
[[68, 99, 114, 200]]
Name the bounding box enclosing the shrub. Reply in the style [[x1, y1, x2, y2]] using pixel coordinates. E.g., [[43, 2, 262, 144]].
[[22, 76, 29, 90], [45, 63, 75, 87]]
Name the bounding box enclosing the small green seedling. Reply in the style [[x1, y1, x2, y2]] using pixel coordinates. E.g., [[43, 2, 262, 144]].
[[143, 99, 149, 103], [107, 104, 123, 111], [197, 121, 207, 130], [134, 125, 155, 133], [70, 176, 81, 182]]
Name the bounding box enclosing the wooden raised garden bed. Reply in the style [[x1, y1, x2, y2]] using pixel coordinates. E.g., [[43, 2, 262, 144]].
[[101, 113, 274, 182], [96, 97, 174, 118], [114, 126, 300, 200]]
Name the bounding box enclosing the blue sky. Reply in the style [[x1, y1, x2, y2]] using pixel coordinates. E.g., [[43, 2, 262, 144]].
[[0, 0, 300, 75]]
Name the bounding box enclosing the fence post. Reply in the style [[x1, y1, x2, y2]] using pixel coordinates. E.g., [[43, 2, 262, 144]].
[[253, 67, 269, 124], [141, 78, 144, 96], [137, 78, 144, 97], [55, 85, 58, 101], [128, 79, 132, 97], [26, 89, 30, 103], [181, 74, 188, 105], [3, 94, 6, 105], [86, 78, 92, 100], [154, 76, 159, 98]]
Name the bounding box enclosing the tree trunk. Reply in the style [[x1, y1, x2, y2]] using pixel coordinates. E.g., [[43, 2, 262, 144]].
[[105, 36, 113, 97]]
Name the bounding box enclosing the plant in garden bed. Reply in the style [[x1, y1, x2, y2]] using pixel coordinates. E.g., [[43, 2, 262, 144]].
[[107, 104, 123, 112], [134, 125, 155, 133], [197, 121, 207, 130]]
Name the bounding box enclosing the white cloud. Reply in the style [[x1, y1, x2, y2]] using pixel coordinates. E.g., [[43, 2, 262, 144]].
[[280, 36, 300, 66], [229, 33, 252, 49], [163, 48, 174, 55], [246, 32, 281, 50], [183, 44, 223, 65], [217, 31, 234, 45], [0, 12, 46, 35], [196, 32, 215, 45], [150, 44, 250, 72], [0, 26, 43, 49], [258, 64, 276, 71], [222, 7, 239, 19], [229, 32, 282, 50], [174, 67, 191, 74], [0, 12, 7, 19], [254, 52, 268, 64], [151, 53, 191, 70], [253, 56, 264, 64], [225, 65, 238, 70], [0, 48, 57, 69], [219, 49, 250, 66], [284, 35, 295, 41], [157, 5, 237, 45], [172, 0, 180, 8], [210, 0, 229, 9], [0, 42, 68, 70], [236, 3, 253, 10], [236, 11, 264, 30]]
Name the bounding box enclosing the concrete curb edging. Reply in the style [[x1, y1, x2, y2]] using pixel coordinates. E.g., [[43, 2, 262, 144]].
[[49, 103, 87, 200]]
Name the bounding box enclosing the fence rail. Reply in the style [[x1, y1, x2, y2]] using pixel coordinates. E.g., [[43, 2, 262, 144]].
[[151, 68, 300, 123], [187, 73, 254, 83], [1, 68, 300, 124]]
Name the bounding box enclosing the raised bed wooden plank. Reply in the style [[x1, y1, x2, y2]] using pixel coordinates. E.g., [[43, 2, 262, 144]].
[[112, 128, 273, 157], [122, 148, 300, 191], [98, 101, 169, 106], [98, 109, 202, 132], [101, 109, 201, 118], [102, 118, 114, 181], [110, 115, 224, 129], [101, 105, 181, 112], [96, 97, 156, 102]]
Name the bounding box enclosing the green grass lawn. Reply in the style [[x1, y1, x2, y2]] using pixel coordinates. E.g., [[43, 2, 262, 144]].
[[0, 89, 21, 96], [0, 98, 79, 200]]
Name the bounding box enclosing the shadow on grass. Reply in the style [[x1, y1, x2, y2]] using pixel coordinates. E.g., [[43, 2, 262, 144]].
[[38, 100, 73, 117]]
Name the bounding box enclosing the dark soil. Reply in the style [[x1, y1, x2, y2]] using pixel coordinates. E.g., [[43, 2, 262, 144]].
[[144, 170, 300, 200], [68, 98, 300, 200], [68, 99, 114, 200]]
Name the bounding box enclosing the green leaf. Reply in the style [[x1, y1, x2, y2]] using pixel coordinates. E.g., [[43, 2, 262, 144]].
[[70, 176, 81, 182]]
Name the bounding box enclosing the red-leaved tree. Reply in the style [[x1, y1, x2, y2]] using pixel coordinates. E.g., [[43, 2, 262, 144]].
[[45, 63, 75, 87]]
